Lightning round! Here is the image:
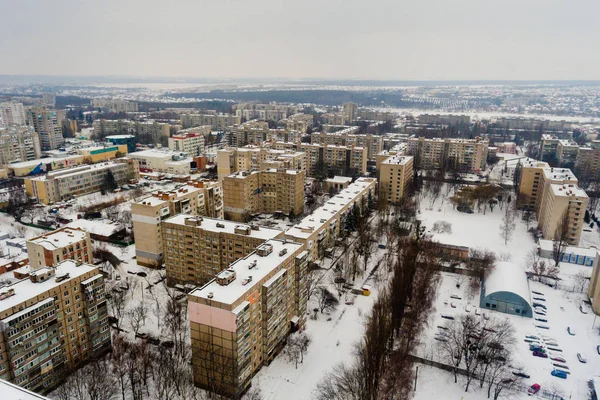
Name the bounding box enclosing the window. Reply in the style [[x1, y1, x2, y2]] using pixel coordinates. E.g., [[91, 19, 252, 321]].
[[491, 304, 496, 309]]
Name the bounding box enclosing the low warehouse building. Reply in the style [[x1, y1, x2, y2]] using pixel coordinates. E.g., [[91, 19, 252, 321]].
[[480, 261, 533, 318]]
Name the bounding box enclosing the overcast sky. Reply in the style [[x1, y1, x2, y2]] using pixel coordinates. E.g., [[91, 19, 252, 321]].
[[1, 0, 599, 81]]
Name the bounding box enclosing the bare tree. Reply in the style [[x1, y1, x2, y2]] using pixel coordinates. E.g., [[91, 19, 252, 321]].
[[128, 302, 147, 336], [553, 209, 571, 268], [108, 285, 127, 329], [528, 249, 560, 282], [315, 286, 339, 314], [284, 331, 312, 369], [574, 270, 590, 292], [111, 333, 130, 400], [499, 208, 515, 245]]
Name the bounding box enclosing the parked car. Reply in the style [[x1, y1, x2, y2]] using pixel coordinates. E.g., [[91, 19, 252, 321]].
[[525, 335, 540, 340], [597, 345, 600, 355], [533, 303, 546, 310], [567, 327, 576, 336], [532, 290, 544, 296], [512, 371, 530, 379], [577, 353, 587, 363], [533, 350, 548, 358], [580, 304, 588, 314], [550, 356, 566, 363], [528, 383, 541, 394], [551, 369, 567, 379]]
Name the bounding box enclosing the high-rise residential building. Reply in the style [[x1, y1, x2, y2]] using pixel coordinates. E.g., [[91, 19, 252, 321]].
[[0, 102, 26, 127], [222, 169, 305, 222], [588, 250, 600, 315], [168, 131, 206, 157], [281, 113, 314, 133], [180, 113, 241, 130], [556, 139, 580, 166], [162, 215, 284, 286], [93, 119, 170, 143], [0, 126, 41, 165], [311, 130, 384, 160], [406, 136, 489, 172], [226, 120, 301, 147], [24, 159, 139, 205], [132, 180, 224, 267], [189, 239, 307, 399], [343, 103, 358, 122], [90, 99, 138, 113], [379, 154, 414, 205], [285, 177, 377, 261], [518, 161, 587, 245], [321, 112, 346, 126], [216, 146, 306, 180], [41, 93, 56, 108], [575, 141, 600, 179], [232, 103, 300, 121], [0, 261, 110, 393], [539, 134, 560, 161], [27, 227, 93, 269], [26, 108, 64, 151], [298, 143, 368, 177]]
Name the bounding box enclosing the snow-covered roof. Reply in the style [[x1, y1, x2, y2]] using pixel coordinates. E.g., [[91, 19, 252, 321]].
[[382, 154, 413, 166], [189, 239, 303, 305], [286, 177, 376, 240], [105, 134, 135, 140], [483, 261, 531, 306], [66, 219, 124, 237], [28, 228, 88, 250], [163, 215, 283, 241], [0, 261, 98, 312], [0, 380, 50, 399], [325, 176, 352, 184], [7, 156, 81, 169], [538, 239, 598, 258], [550, 183, 588, 198]]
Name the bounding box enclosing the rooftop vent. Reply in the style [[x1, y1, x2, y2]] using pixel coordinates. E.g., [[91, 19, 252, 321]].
[[216, 269, 236, 286], [207, 292, 214, 299], [216, 222, 225, 228], [248, 260, 257, 269], [279, 248, 288, 256], [0, 288, 15, 300]]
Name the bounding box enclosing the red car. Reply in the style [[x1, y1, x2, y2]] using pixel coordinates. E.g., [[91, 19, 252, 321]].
[[528, 383, 541, 394]]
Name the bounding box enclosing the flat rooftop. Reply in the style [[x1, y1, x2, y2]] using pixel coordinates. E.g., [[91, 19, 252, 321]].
[[325, 176, 352, 184], [129, 149, 189, 159], [285, 177, 376, 240], [382, 154, 413, 166], [542, 167, 578, 182], [550, 184, 588, 198], [0, 380, 50, 399], [189, 239, 303, 305], [29, 162, 124, 181], [163, 214, 283, 240], [7, 155, 81, 169], [28, 228, 88, 250], [0, 261, 98, 313], [538, 239, 598, 258]]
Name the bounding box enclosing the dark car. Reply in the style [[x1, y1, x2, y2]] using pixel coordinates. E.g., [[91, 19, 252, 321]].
[[532, 350, 548, 358], [512, 371, 530, 379], [532, 303, 546, 310]]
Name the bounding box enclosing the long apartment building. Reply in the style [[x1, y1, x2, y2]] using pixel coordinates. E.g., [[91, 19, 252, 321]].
[[168, 126, 210, 157], [24, 159, 139, 205], [180, 113, 241, 130], [132, 180, 224, 267], [519, 161, 588, 245], [232, 103, 300, 121], [189, 239, 307, 399], [311, 130, 384, 160], [285, 177, 377, 261], [90, 99, 138, 113], [223, 169, 305, 222], [0, 102, 26, 127], [26, 108, 64, 151], [298, 143, 368, 177], [379, 154, 414, 205], [0, 126, 41, 165], [92, 119, 170, 143], [162, 215, 283, 286], [227, 121, 301, 147], [281, 113, 314, 133], [541, 134, 600, 178], [0, 261, 110, 393], [217, 146, 306, 180], [27, 227, 93, 269], [407, 136, 488, 172]]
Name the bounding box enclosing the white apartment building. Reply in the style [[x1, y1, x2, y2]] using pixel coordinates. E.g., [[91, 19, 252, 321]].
[[0, 102, 26, 127], [0, 126, 42, 165], [91, 99, 138, 113], [26, 108, 64, 151], [168, 131, 206, 157]]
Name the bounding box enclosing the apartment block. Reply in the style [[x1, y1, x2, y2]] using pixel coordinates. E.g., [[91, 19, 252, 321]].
[[189, 239, 307, 399], [356, 109, 396, 121], [588, 250, 600, 315], [169, 132, 205, 157], [418, 114, 470, 126], [343, 103, 358, 122], [223, 169, 305, 222], [0, 126, 41, 165], [180, 113, 241, 130], [232, 103, 300, 121], [281, 113, 314, 133], [0, 261, 110, 393], [24, 159, 139, 205], [226, 121, 300, 147], [406, 136, 488, 172], [26, 108, 64, 151], [576, 141, 600, 178], [556, 139, 580, 165], [285, 177, 377, 262], [27, 227, 93, 269], [322, 112, 346, 126], [127, 149, 194, 175], [132, 180, 224, 267], [90, 99, 138, 113], [0, 102, 26, 127], [311, 131, 383, 160], [518, 161, 587, 245], [92, 119, 170, 143], [299, 143, 368, 177], [217, 146, 306, 180], [162, 215, 284, 286], [379, 154, 414, 205]]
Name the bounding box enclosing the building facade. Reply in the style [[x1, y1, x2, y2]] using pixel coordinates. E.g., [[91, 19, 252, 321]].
[[0, 261, 110, 393], [189, 239, 307, 399], [26, 108, 64, 151], [0, 102, 26, 128], [379, 154, 414, 205], [311, 131, 384, 160], [27, 227, 93, 269], [407, 136, 488, 172], [24, 159, 139, 205], [162, 215, 284, 286], [298, 143, 367, 177], [217, 146, 306, 181], [168, 132, 206, 157], [90, 99, 138, 113], [0, 126, 41, 165], [180, 113, 241, 130], [222, 169, 305, 222]]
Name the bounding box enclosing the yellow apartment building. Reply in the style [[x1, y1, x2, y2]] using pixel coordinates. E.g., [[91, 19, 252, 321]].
[[217, 146, 306, 181], [162, 215, 283, 286], [27, 227, 93, 269], [188, 239, 307, 399], [379, 154, 414, 204], [407, 136, 488, 172], [298, 143, 368, 177]]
